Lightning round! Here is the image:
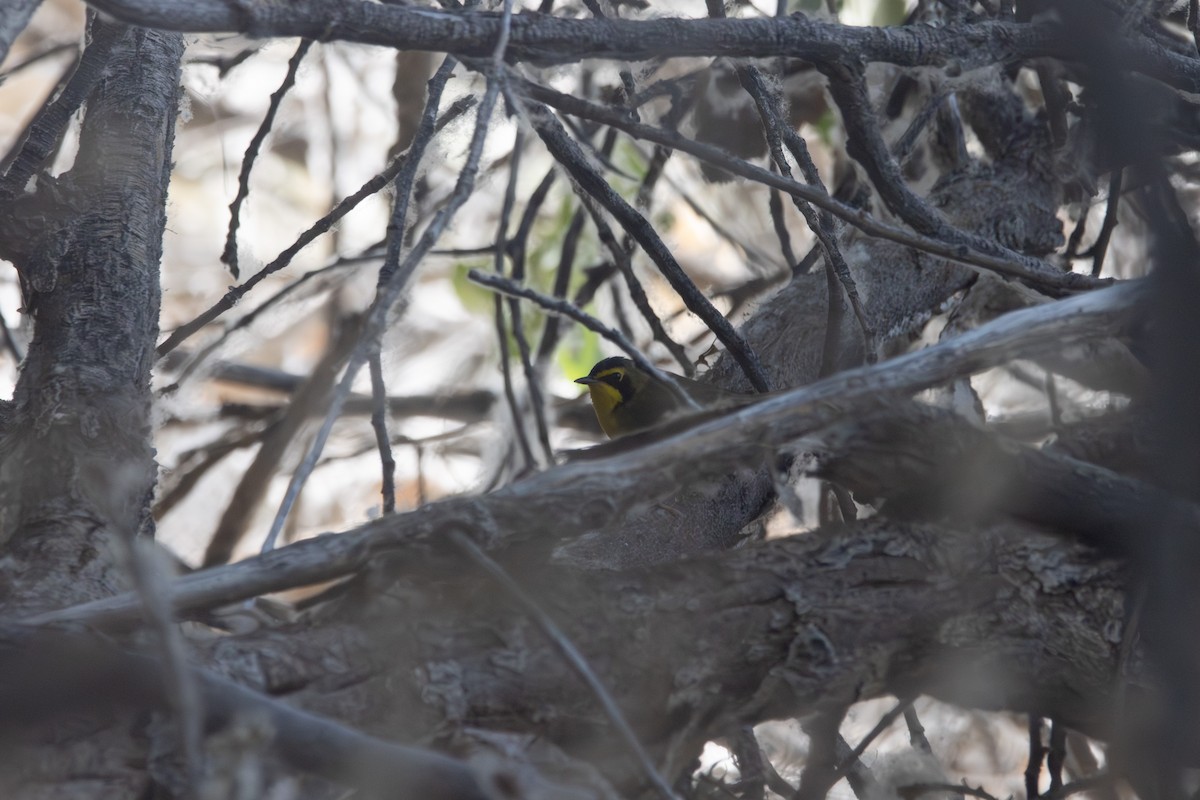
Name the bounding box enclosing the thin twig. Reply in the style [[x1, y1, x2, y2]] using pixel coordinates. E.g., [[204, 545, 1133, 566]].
[[533, 206, 587, 365], [659, 165, 785, 274], [1090, 169, 1123, 277], [204, 312, 362, 566], [0, 41, 77, 85], [155, 95, 476, 359], [904, 706, 933, 755], [187, 46, 259, 77], [824, 61, 970, 246], [730, 46, 875, 363], [514, 77, 1103, 295], [892, 89, 953, 166], [467, 269, 699, 411], [494, 296, 535, 468], [1027, 716, 1046, 800], [833, 697, 914, 778], [507, 167, 558, 249], [493, 131, 538, 470], [769, 183, 798, 271], [496, 130, 554, 465], [223, 38, 313, 279], [377, 58, 460, 287], [508, 280, 555, 464], [261, 5, 518, 551], [574, 190, 693, 375], [154, 424, 268, 520], [260, 56, 462, 554], [447, 527, 678, 800], [159, 251, 378, 391], [518, 96, 771, 391], [368, 352, 397, 514], [606, 88, 699, 375]]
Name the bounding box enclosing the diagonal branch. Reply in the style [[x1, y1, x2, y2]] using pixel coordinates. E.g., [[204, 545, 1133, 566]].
[[514, 77, 1103, 294], [0, 626, 492, 800], [25, 279, 1143, 630], [521, 98, 771, 391]]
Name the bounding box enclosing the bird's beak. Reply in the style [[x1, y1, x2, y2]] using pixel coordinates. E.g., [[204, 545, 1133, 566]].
[[574, 377, 596, 385]]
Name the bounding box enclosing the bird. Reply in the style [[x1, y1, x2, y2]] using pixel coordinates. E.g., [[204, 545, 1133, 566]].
[[574, 356, 749, 439]]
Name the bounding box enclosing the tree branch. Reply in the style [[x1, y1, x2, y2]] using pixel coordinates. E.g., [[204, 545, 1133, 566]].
[[25, 279, 1143, 629], [0, 626, 492, 800], [80, 1, 1200, 94]]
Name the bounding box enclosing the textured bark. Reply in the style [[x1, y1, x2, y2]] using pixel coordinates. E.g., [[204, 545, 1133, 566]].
[[812, 401, 1197, 563], [77, 0, 1200, 95], [191, 519, 1138, 791], [0, 19, 183, 800], [576, 76, 1068, 569], [0, 17, 180, 610]]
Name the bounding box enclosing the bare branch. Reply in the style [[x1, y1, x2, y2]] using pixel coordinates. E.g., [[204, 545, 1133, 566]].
[[0, 627, 492, 800], [26, 279, 1142, 630], [514, 77, 1104, 294], [79, 2, 1200, 93], [222, 38, 313, 280], [155, 94, 476, 359], [450, 527, 678, 800]]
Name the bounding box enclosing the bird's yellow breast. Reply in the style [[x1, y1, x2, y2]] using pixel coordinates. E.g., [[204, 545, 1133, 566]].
[[583, 380, 625, 438]]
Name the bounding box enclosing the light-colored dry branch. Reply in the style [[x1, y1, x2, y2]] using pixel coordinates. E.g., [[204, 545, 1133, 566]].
[[26, 279, 1143, 629]]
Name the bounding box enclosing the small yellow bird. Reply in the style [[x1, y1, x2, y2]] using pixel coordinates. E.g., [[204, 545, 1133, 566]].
[[574, 356, 746, 439]]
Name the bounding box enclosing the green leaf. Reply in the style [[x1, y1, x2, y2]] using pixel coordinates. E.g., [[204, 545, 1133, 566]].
[[872, 0, 907, 26], [813, 108, 838, 146], [450, 260, 495, 315], [557, 326, 603, 383]]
